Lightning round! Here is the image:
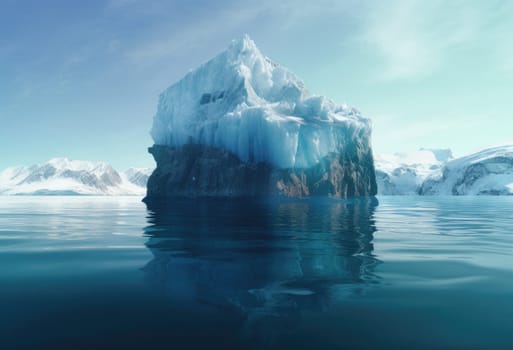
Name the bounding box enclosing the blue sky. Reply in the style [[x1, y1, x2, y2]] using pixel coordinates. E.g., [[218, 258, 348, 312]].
[[1, 0, 512, 170]]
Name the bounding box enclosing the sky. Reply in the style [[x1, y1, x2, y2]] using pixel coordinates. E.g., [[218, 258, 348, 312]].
[[1, 0, 513, 170]]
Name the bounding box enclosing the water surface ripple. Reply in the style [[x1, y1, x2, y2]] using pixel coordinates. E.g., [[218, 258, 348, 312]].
[[1, 196, 513, 349]]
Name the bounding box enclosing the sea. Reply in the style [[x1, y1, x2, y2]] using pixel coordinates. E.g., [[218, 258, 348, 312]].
[[1, 195, 513, 349]]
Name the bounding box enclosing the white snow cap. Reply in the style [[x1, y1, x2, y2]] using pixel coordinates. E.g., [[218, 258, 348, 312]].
[[151, 35, 371, 169], [422, 143, 513, 195], [0, 158, 151, 196]]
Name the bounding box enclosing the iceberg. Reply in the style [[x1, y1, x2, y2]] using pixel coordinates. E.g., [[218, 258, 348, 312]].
[[146, 36, 377, 198]]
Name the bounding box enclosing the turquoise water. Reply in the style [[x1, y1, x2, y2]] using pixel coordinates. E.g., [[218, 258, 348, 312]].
[[1, 196, 513, 349]]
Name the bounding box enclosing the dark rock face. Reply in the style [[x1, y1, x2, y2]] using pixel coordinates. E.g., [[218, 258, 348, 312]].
[[144, 144, 377, 199]]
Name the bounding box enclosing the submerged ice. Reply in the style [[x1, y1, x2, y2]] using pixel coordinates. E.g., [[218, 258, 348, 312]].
[[150, 35, 371, 169]]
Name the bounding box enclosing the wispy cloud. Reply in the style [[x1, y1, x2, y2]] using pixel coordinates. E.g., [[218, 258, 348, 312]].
[[106, 0, 173, 16], [489, 2, 513, 74], [371, 109, 500, 155], [358, 0, 490, 80], [119, 0, 358, 66], [119, 1, 274, 66]]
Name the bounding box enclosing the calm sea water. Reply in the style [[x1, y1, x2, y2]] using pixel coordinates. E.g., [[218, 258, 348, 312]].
[[1, 196, 513, 349]]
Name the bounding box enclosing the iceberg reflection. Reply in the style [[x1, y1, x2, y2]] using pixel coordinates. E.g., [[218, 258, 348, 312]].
[[143, 198, 379, 346]]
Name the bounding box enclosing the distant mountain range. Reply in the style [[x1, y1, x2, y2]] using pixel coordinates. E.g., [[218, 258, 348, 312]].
[[0, 158, 153, 196], [376, 143, 513, 195], [375, 148, 453, 195], [419, 144, 513, 195]]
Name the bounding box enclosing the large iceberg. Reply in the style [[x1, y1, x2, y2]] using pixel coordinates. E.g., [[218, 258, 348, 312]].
[[146, 36, 377, 198]]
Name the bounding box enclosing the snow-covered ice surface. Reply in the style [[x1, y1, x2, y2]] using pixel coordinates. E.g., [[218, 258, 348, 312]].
[[373, 144, 513, 196], [0, 158, 152, 196], [420, 143, 513, 195], [124, 168, 153, 188], [151, 35, 370, 169], [375, 149, 452, 195]]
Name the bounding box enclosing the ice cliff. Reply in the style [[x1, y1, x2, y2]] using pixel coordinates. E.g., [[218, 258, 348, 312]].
[[146, 35, 377, 198]]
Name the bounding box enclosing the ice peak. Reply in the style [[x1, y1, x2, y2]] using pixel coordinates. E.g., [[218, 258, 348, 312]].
[[44, 157, 114, 174], [151, 37, 370, 169], [227, 34, 260, 57]]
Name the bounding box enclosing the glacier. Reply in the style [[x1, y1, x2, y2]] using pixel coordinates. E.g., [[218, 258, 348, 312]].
[[0, 158, 152, 196], [375, 144, 513, 196], [146, 35, 377, 198], [420, 143, 513, 195], [375, 149, 453, 195], [124, 167, 153, 188]]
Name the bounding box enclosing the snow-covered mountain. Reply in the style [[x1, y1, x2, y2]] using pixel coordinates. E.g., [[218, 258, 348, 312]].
[[124, 167, 153, 188], [420, 143, 513, 195], [0, 158, 153, 196], [146, 35, 376, 198], [376, 144, 513, 196], [375, 149, 453, 195]]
